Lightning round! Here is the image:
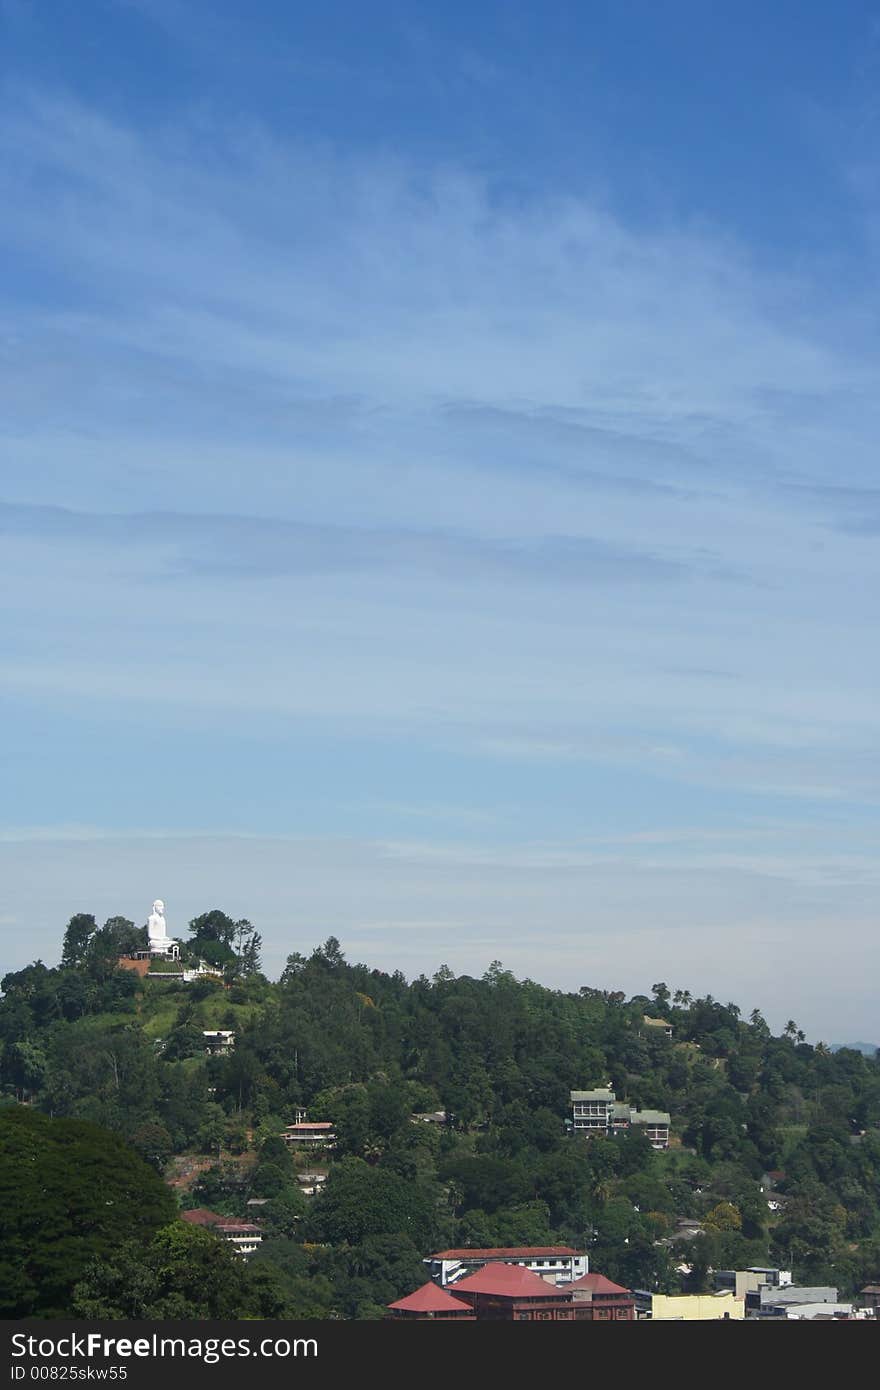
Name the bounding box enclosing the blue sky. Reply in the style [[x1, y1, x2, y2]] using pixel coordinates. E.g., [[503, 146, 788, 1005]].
[[3, 1, 880, 1038]]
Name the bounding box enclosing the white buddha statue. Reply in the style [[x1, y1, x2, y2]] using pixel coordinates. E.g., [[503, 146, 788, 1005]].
[[147, 898, 178, 956]]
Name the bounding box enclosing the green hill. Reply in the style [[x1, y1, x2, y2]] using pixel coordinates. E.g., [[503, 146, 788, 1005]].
[[2, 916, 880, 1317]]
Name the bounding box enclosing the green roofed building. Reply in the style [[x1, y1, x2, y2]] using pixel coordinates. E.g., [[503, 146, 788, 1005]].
[[570, 1089, 670, 1148], [630, 1109, 671, 1149]]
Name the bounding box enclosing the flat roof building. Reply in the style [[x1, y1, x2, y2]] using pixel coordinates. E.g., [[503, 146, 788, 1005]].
[[648, 1292, 745, 1321], [281, 1121, 336, 1149], [748, 1285, 840, 1317]]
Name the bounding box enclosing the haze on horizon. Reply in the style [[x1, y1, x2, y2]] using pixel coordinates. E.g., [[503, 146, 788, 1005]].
[[2, 1, 880, 1042]]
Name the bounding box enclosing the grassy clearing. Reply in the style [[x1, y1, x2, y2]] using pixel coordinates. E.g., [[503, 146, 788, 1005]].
[[136, 987, 265, 1040], [67, 1012, 136, 1037], [197, 997, 263, 1028], [141, 1006, 180, 1040]]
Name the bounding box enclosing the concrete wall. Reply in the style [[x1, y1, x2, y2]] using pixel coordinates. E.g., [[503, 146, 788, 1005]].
[[651, 1293, 744, 1321]]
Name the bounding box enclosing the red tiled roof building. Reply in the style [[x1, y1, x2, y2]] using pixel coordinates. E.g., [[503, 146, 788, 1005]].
[[386, 1283, 475, 1320], [180, 1207, 263, 1257], [181, 1208, 225, 1227], [389, 1262, 636, 1323], [568, 1272, 635, 1320], [180, 1208, 261, 1235], [450, 1262, 578, 1322]]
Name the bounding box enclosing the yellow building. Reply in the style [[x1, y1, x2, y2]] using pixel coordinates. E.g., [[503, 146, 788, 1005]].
[[649, 1292, 744, 1320]]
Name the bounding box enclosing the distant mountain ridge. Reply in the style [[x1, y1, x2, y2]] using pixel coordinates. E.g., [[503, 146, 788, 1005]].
[[830, 1041, 878, 1056]]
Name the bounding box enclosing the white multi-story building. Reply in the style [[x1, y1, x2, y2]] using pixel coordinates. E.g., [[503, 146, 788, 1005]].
[[215, 1222, 263, 1257], [181, 1208, 263, 1258], [425, 1247, 588, 1288], [569, 1089, 670, 1148], [570, 1088, 616, 1134]]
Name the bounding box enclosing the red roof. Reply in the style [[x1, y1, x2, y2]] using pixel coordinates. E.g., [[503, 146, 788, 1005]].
[[430, 1246, 577, 1260], [181, 1208, 224, 1227], [569, 1272, 632, 1296], [453, 1263, 562, 1298], [388, 1283, 474, 1314], [181, 1210, 261, 1235], [285, 1122, 334, 1130]]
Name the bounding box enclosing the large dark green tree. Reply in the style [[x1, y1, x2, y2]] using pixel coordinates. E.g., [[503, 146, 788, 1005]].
[[308, 1157, 442, 1248], [0, 1107, 177, 1316], [187, 909, 262, 974], [71, 1223, 290, 1319], [60, 913, 97, 970]]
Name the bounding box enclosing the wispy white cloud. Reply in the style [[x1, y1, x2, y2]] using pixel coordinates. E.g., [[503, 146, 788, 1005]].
[[3, 84, 880, 1031], [0, 500, 712, 585]]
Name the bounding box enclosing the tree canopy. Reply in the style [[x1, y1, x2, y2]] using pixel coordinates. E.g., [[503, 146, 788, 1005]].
[[0, 1106, 177, 1316]]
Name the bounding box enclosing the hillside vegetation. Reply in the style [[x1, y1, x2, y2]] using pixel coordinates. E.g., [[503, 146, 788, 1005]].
[[1, 911, 879, 1317]]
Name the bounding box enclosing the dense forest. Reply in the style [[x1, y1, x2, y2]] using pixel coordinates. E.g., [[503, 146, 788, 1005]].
[[1, 909, 879, 1318]]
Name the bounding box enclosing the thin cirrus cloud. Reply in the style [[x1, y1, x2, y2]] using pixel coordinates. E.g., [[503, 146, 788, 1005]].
[[781, 484, 880, 534], [0, 501, 716, 585]]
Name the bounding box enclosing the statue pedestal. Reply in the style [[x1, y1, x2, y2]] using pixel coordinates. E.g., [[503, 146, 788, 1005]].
[[149, 940, 180, 960]]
